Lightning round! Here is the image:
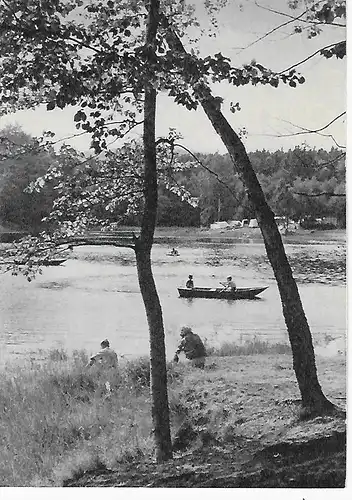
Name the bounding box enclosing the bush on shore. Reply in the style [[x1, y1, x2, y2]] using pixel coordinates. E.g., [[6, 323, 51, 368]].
[[207, 337, 292, 356], [0, 351, 155, 486]]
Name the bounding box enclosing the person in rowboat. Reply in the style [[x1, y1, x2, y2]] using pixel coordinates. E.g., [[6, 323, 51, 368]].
[[173, 326, 206, 369], [220, 276, 237, 291], [185, 274, 194, 288]]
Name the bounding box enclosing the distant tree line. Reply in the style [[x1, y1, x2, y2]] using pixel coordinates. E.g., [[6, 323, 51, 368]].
[[0, 127, 345, 233], [168, 147, 345, 228], [0, 126, 57, 233]]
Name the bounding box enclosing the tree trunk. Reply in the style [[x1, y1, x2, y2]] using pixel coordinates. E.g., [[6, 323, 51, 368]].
[[135, 244, 172, 462], [163, 21, 334, 414], [136, 0, 172, 462], [201, 94, 334, 413]]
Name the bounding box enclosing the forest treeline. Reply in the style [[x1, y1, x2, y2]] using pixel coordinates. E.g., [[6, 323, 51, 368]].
[[0, 127, 346, 233], [157, 146, 346, 228]]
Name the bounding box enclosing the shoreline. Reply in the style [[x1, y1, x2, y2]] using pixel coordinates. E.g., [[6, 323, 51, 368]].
[[153, 226, 346, 244], [0, 227, 346, 249]]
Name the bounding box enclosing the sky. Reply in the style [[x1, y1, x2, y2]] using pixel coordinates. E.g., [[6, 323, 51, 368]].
[[0, 0, 347, 154]]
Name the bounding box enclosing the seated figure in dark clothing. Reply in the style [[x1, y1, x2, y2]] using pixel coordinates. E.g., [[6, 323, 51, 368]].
[[173, 326, 206, 368], [185, 274, 194, 288]]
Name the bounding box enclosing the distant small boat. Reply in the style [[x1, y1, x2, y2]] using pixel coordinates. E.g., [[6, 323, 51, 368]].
[[166, 251, 180, 256], [42, 259, 67, 266], [178, 286, 268, 300]]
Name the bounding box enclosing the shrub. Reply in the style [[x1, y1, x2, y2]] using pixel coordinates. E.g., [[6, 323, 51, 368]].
[[208, 338, 291, 356], [123, 356, 150, 387], [48, 348, 69, 362], [72, 349, 90, 366], [0, 350, 154, 486]]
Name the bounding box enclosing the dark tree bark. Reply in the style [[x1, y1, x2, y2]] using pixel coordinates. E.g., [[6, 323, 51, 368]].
[[163, 20, 334, 415], [197, 93, 334, 413], [135, 0, 172, 462]]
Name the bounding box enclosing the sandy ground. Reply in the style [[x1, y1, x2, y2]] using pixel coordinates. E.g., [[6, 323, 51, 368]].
[[65, 352, 346, 488]]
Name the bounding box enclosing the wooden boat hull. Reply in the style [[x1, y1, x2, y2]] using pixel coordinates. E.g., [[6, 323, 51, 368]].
[[178, 286, 268, 300]]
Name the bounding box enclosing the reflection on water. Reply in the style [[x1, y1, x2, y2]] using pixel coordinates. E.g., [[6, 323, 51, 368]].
[[0, 244, 346, 364], [39, 280, 71, 290]]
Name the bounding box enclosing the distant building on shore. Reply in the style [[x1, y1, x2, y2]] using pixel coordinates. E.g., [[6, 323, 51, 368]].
[[228, 220, 242, 228], [248, 219, 259, 228], [210, 221, 229, 230]]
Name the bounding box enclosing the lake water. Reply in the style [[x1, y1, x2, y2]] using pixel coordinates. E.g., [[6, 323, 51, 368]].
[[0, 243, 346, 365]]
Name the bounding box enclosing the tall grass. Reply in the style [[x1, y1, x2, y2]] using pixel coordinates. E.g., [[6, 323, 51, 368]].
[[206, 337, 292, 356], [0, 351, 162, 486], [0, 341, 290, 486]]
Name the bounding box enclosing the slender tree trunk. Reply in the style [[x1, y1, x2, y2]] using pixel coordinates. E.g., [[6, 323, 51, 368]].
[[135, 244, 172, 461], [198, 94, 333, 413], [135, 0, 172, 462], [163, 21, 334, 414]]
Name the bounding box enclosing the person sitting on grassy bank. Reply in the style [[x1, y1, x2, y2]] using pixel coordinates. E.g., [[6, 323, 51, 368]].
[[86, 339, 118, 369], [173, 326, 206, 369]]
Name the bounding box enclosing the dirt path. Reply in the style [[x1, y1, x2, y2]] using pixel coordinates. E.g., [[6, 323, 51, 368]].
[[64, 431, 346, 487]]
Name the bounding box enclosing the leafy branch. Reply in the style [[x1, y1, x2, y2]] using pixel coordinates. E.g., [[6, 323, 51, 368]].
[[279, 40, 346, 74], [255, 1, 346, 28]]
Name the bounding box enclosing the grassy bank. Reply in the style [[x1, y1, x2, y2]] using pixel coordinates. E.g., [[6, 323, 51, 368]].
[[0, 351, 156, 486], [0, 343, 346, 486]]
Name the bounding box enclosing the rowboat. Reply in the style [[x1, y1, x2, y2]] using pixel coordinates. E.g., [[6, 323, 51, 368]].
[[166, 249, 180, 256], [178, 286, 268, 300]]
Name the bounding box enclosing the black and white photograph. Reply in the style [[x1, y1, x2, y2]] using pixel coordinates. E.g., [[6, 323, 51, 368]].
[[0, 0, 347, 494]]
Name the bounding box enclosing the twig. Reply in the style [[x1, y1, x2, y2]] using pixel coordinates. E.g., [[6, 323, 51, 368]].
[[255, 1, 346, 28], [235, 5, 310, 53], [293, 191, 345, 197], [281, 112, 345, 132], [257, 113, 346, 149], [173, 143, 239, 202], [279, 41, 345, 74], [292, 149, 345, 171]]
